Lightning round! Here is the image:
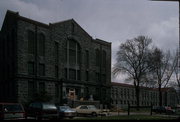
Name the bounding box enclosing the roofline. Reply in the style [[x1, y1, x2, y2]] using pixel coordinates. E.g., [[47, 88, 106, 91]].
[[6, 10, 49, 28], [111, 82, 174, 92], [50, 18, 93, 39], [93, 38, 111, 46], [3, 10, 111, 46]]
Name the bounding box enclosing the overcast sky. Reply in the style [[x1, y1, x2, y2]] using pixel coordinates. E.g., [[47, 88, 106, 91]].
[[0, 0, 179, 83]]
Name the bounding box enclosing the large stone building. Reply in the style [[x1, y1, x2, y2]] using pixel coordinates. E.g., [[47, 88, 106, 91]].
[[0, 10, 111, 107], [111, 82, 179, 108]]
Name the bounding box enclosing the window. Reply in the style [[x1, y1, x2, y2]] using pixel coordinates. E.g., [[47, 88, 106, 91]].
[[55, 84, 59, 97], [65, 39, 81, 81], [39, 63, 45, 76], [102, 50, 106, 67], [65, 68, 67, 79], [77, 70, 80, 80], [95, 49, 100, 66], [85, 71, 89, 81], [85, 50, 89, 68], [28, 30, 35, 54], [28, 81, 35, 97], [55, 42, 59, 62], [69, 49, 76, 64], [55, 65, 59, 78], [69, 69, 76, 80], [28, 62, 34, 75], [39, 82, 45, 93], [96, 72, 100, 82], [68, 40, 81, 65], [38, 33, 45, 56], [101, 74, 106, 82]]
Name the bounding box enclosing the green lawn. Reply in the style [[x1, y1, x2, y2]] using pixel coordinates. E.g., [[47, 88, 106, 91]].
[[73, 115, 179, 120]]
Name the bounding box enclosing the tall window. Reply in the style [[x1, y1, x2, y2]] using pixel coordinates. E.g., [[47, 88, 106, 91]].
[[96, 72, 100, 82], [28, 30, 35, 54], [28, 81, 35, 97], [65, 39, 81, 80], [39, 63, 45, 76], [69, 69, 76, 80], [55, 65, 59, 79], [68, 40, 80, 65], [102, 50, 106, 67], [28, 62, 35, 75], [101, 74, 106, 82], [55, 42, 59, 62], [95, 49, 100, 66], [85, 71, 89, 81], [39, 82, 45, 93], [55, 84, 59, 97], [85, 50, 89, 68], [38, 33, 45, 56]]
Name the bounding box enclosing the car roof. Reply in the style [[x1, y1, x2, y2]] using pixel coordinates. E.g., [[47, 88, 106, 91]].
[[0, 103, 22, 105]]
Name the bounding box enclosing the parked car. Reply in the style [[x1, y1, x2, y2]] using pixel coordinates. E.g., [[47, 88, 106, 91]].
[[26, 102, 58, 120], [75, 105, 101, 117], [165, 106, 175, 114], [152, 106, 166, 113], [152, 106, 175, 114], [0, 103, 26, 120], [99, 109, 110, 116], [57, 105, 77, 119]]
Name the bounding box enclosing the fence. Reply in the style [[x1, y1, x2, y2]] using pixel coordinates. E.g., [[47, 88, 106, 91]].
[[128, 102, 153, 116]]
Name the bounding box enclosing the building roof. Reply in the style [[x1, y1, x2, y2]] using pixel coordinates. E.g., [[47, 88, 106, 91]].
[[2, 10, 110, 45], [111, 82, 175, 92]]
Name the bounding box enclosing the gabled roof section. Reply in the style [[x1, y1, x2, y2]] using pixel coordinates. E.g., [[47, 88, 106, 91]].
[[1, 10, 49, 29], [51, 18, 92, 39]]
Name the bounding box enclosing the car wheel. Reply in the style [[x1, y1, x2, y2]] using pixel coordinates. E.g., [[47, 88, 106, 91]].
[[92, 112, 97, 117]]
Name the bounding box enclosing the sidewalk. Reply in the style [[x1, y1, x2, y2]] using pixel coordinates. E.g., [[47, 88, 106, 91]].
[[109, 111, 179, 119]]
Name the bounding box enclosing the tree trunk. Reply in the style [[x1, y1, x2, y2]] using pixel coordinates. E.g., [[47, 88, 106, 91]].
[[158, 84, 162, 106], [135, 86, 140, 110]]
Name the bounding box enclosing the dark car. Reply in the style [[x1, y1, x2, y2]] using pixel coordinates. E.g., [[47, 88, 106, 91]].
[[57, 105, 77, 119], [0, 103, 26, 120], [26, 102, 58, 120], [152, 106, 166, 113], [165, 106, 175, 114], [152, 106, 175, 114]]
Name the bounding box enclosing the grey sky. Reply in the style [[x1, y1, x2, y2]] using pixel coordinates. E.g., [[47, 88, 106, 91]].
[[0, 0, 179, 82]]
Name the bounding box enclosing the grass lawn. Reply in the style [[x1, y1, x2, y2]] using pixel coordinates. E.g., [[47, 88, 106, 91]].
[[73, 115, 179, 120]]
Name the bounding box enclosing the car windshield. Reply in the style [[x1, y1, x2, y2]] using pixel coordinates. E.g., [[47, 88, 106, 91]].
[[4, 104, 23, 112], [42, 104, 57, 110], [88, 105, 97, 109]]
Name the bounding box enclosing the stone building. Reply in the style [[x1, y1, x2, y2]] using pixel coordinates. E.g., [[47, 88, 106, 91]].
[[111, 82, 178, 109], [0, 10, 111, 107]]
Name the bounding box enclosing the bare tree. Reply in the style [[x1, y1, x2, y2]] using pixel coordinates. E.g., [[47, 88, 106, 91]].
[[150, 48, 177, 106], [113, 35, 153, 109], [173, 50, 180, 103]]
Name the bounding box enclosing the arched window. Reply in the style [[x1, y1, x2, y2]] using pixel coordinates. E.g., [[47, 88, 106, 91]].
[[95, 49, 100, 66], [65, 39, 81, 80], [38, 33, 45, 56], [28, 30, 35, 54]]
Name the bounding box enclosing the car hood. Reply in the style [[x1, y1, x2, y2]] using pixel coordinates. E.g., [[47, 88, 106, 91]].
[[61, 109, 76, 112]]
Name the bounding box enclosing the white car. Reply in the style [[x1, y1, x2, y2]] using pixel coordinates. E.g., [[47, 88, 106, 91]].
[[75, 105, 101, 117]]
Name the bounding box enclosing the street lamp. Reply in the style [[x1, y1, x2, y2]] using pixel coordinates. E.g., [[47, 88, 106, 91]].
[[151, 0, 180, 81]]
